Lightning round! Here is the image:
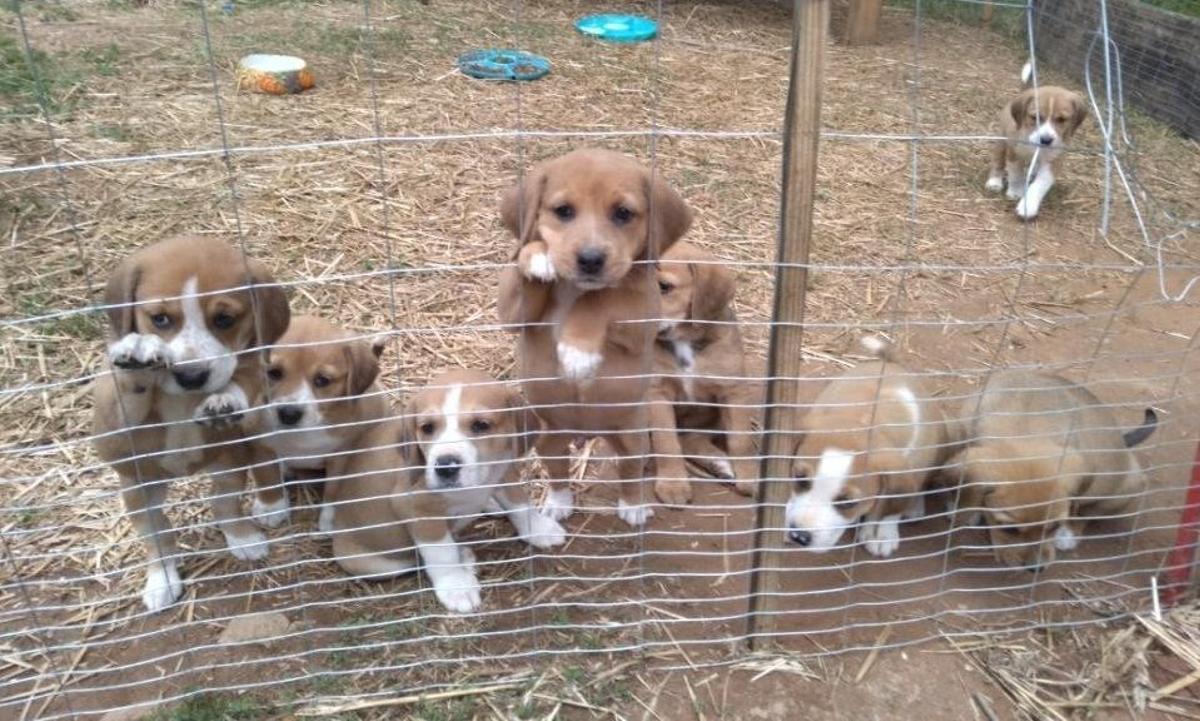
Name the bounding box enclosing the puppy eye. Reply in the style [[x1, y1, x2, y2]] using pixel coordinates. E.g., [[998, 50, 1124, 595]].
[[419, 421, 435, 436], [312, 373, 331, 388], [833, 494, 857, 510], [612, 206, 634, 225], [267, 367, 283, 381], [470, 419, 492, 434], [793, 476, 811, 493], [657, 280, 673, 294], [150, 313, 171, 329], [212, 311, 236, 330], [1001, 526, 1022, 536], [552, 204, 575, 221]]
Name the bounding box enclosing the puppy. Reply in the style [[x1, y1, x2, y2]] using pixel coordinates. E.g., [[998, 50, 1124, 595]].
[[784, 337, 947, 558], [986, 62, 1087, 220], [330, 370, 566, 613], [948, 371, 1156, 570], [92, 235, 289, 611], [496, 148, 693, 526], [648, 241, 758, 504], [249, 315, 387, 531]]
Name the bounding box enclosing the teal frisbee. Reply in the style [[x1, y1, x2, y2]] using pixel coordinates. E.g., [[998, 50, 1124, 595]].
[[575, 14, 658, 43], [457, 49, 550, 82]]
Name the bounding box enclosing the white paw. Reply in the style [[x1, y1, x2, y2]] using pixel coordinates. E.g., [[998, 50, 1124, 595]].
[[1015, 197, 1038, 220], [1054, 524, 1079, 551], [225, 528, 269, 561], [524, 252, 557, 282], [707, 457, 735, 481], [193, 388, 248, 427], [141, 561, 183, 612], [1006, 184, 1024, 201], [556, 343, 602, 380], [251, 495, 290, 528], [525, 513, 567, 549], [859, 518, 901, 558], [901, 494, 926, 521], [542, 487, 575, 522], [617, 498, 654, 527], [109, 333, 169, 370], [317, 505, 335, 535], [432, 571, 482, 614], [984, 176, 1005, 193]]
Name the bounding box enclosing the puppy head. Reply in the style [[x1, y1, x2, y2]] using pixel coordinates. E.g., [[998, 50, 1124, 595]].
[[500, 148, 692, 290], [784, 438, 884, 552], [404, 370, 539, 492], [104, 234, 290, 395], [656, 241, 736, 334], [951, 441, 1082, 570], [1010, 86, 1086, 151], [261, 315, 385, 432]]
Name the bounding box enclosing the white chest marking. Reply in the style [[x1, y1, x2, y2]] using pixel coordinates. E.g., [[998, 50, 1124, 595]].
[[671, 340, 696, 399]]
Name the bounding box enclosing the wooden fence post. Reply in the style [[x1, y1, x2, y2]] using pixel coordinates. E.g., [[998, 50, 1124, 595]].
[[746, 0, 830, 649], [844, 0, 881, 45]]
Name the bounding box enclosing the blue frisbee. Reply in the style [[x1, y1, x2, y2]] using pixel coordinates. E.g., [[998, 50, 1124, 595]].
[[575, 14, 658, 43], [457, 49, 550, 82]]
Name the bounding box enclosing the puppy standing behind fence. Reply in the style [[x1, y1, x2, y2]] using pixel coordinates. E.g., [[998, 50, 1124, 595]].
[[985, 62, 1087, 220], [947, 370, 1156, 570], [784, 337, 949, 558], [92, 235, 289, 612], [647, 241, 759, 504], [248, 315, 387, 532], [496, 148, 693, 525], [329, 370, 565, 613]]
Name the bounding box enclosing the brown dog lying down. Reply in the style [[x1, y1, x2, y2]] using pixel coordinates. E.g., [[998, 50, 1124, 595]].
[[647, 242, 759, 504], [949, 371, 1156, 570], [497, 148, 693, 526], [328, 370, 566, 613], [247, 315, 387, 531], [92, 234, 289, 612]]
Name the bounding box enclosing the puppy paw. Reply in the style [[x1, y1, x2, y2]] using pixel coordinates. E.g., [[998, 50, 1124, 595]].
[[141, 561, 183, 613], [1014, 198, 1038, 220], [541, 487, 575, 522], [524, 513, 567, 549], [193, 388, 248, 427], [432, 571, 482, 614], [1053, 524, 1079, 552], [654, 478, 693, 506], [900, 494, 926, 521], [224, 528, 269, 561], [859, 518, 901, 558], [251, 495, 290, 529], [616, 498, 654, 527], [557, 343, 602, 380], [317, 505, 335, 536], [733, 478, 757, 497], [1006, 185, 1024, 201], [522, 251, 557, 282], [109, 333, 169, 370], [705, 457, 735, 481], [984, 175, 1005, 193]]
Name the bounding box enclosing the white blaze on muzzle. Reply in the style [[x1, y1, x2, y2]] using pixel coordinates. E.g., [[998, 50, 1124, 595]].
[[785, 448, 857, 552], [161, 276, 237, 395]]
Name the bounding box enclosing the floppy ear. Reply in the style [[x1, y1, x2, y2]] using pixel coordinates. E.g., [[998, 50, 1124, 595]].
[[1009, 93, 1032, 126], [399, 398, 425, 468], [244, 258, 290, 347], [1069, 95, 1088, 132], [500, 164, 547, 249], [689, 260, 735, 322], [343, 338, 382, 397], [506, 388, 541, 457], [103, 256, 142, 338], [644, 172, 693, 259]]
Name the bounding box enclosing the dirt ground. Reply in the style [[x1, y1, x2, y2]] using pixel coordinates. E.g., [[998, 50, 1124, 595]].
[[2, 0, 1200, 719]]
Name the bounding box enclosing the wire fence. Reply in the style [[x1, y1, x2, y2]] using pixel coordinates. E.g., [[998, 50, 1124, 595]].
[[1, 0, 1198, 718]]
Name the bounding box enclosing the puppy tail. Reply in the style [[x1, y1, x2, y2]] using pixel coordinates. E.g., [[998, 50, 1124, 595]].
[[860, 335, 894, 362], [1021, 60, 1034, 88], [1122, 408, 1158, 448]]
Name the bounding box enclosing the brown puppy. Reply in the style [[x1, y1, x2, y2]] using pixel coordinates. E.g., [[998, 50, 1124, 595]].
[[330, 370, 565, 613], [249, 315, 387, 531], [986, 63, 1087, 220], [92, 235, 289, 612], [948, 371, 1155, 570], [784, 338, 948, 558], [497, 149, 692, 525], [648, 242, 758, 504]]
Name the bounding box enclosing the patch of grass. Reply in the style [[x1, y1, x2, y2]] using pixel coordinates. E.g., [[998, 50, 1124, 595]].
[[885, 0, 1026, 41], [1140, 0, 1200, 18], [413, 698, 477, 721], [224, 19, 410, 62], [30, 1, 81, 22], [80, 42, 121, 76], [0, 32, 58, 118], [152, 693, 259, 721], [93, 122, 133, 142]]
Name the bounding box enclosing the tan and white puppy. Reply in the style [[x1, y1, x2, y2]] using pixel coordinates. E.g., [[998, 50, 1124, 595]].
[[648, 242, 758, 504], [986, 62, 1087, 220], [496, 148, 693, 526], [948, 371, 1156, 570], [250, 315, 387, 530], [330, 370, 566, 613], [784, 338, 948, 558], [92, 235, 289, 612]]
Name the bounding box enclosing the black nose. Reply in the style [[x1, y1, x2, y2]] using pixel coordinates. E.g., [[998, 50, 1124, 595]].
[[173, 369, 209, 390], [1039, 135, 1054, 146], [576, 248, 606, 276], [277, 405, 304, 426], [434, 456, 462, 481], [788, 529, 812, 547]]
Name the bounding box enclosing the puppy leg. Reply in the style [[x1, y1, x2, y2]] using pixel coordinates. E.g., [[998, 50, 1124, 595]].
[[1015, 164, 1055, 220], [209, 458, 269, 562], [410, 517, 481, 614], [536, 431, 576, 521], [720, 390, 760, 496], [648, 393, 692, 506], [495, 482, 566, 549], [857, 513, 903, 558], [1005, 157, 1026, 201], [985, 140, 1007, 193], [249, 445, 290, 529], [680, 432, 734, 480], [120, 476, 183, 612], [610, 430, 654, 527]]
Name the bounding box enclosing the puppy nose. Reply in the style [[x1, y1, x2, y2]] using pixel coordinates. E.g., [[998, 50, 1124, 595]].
[[172, 368, 209, 390], [576, 248, 606, 276], [434, 455, 462, 481], [1038, 134, 1054, 146], [276, 405, 304, 426], [788, 529, 812, 547]]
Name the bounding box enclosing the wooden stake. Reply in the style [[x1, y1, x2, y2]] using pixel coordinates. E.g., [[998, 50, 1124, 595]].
[[844, 0, 881, 45], [746, 0, 830, 650]]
